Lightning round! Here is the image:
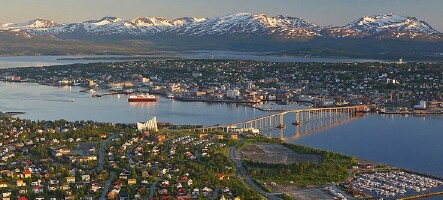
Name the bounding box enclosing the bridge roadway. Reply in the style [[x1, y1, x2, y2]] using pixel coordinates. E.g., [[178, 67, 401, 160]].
[[189, 105, 367, 134]]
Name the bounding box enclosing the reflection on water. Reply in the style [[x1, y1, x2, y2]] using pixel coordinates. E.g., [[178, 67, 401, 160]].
[[288, 114, 443, 178], [289, 113, 363, 140], [129, 102, 158, 108], [256, 111, 363, 140]]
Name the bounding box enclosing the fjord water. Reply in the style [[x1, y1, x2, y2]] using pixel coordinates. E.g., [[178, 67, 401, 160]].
[[0, 82, 270, 125], [1, 81, 442, 179], [282, 114, 443, 178], [0, 56, 116, 68]]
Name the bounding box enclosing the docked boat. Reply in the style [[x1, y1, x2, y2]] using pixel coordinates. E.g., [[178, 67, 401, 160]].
[[292, 121, 303, 126], [167, 94, 175, 99], [125, 89, 134, 94], [128, 93, 158, 102]]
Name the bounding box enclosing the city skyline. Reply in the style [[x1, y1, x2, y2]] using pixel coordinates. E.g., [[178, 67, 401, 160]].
[[1, 0, 443, 31]]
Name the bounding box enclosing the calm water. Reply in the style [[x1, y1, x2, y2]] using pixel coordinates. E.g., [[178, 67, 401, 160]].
[[182, 51, 385, 63], [0, 82, 269, 125], [0, 56, 120, 68], [282, 114, 443, 178], [0, 53, 385, 68]]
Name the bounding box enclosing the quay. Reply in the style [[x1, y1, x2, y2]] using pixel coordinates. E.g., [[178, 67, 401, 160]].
[[398, 191, 443, 200], [173, 96, 260, 104]]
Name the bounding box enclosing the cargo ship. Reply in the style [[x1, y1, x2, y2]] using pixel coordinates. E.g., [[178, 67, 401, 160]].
[[128, 93, 158, 102]]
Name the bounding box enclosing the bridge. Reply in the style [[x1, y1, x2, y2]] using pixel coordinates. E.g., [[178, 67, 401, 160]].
[[188, 105, 368, 139]]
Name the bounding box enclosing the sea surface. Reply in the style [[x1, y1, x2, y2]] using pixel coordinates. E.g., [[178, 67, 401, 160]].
[[0, 55, 162, 69], [0, 82, 271, 125], [282, 114, 443, 178]]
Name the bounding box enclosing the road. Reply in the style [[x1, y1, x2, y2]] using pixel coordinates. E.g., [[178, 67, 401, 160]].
[[149, 179, 159, 198], [230, 137, 282, 200], [125, 142, 136, 165], [99, 171, 115, 200], [211, 187, 219, 200], [97, 134, 118, 171]]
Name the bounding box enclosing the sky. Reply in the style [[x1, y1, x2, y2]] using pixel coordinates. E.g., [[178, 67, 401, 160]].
[[1, 0, 442, 31]]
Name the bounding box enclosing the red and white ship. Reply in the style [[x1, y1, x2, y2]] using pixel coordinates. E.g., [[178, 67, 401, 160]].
[[128, 93, 158, 102]]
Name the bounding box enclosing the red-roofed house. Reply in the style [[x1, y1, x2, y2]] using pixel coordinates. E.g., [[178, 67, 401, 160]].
[[24, 170, 32, 178]]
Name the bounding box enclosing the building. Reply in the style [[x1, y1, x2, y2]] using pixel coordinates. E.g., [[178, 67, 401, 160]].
[[192, 71, 202, 78], [213, 135, 224, 140], [88, 80, 96, 86], [128, 179, 137, 185], [386, 78, 400, 84], [23, 170, 32, 178], [66, 177, 76, 184], [226, 89, 240, 99], [137, 117, 158, 132], [414, 100, 427, 110]]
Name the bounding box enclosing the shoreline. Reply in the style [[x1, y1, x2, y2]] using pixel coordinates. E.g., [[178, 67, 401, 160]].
[[2, 80, 442, 116], [242, 137, 443, 200]]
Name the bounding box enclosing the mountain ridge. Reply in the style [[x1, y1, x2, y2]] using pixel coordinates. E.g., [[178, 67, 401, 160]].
[[1, 13, 441, 41]]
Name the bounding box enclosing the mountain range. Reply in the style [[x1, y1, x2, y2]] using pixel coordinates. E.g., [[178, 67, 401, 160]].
[[0, 13, 442, 58], [1, 13, 441, 40]]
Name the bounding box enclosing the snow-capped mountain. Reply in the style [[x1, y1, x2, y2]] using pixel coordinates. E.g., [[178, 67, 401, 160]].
[[0, 18, 59, 31], [170, 13, 320, 39], [0, 13, 441, 40], [346, 14, 438, 34]]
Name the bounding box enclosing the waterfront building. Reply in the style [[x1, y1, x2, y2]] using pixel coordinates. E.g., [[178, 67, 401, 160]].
[[414, 100, 427, 110]]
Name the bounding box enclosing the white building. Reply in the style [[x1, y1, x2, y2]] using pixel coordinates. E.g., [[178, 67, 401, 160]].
[[386, 78, 400, 84], [226, 89, 240, 99], [321, 99, 335, 107], [192, 71, 202, 78], [137, 117, 158, 132], [298, 95, 314, 102], [414, 100, 427, 110]]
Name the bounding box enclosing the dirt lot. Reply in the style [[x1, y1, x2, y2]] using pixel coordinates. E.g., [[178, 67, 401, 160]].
[[240, 143, 321, 164], [287, 188, 333, 200], [269, 184, 333, 200]]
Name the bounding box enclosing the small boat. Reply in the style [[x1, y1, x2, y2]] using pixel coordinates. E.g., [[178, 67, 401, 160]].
[[276, 124, 286, 129], [167, 94, 175, 99], [292, 121, 303, 126], [125, 89, 134, 94], [128, 93, 158, 102]]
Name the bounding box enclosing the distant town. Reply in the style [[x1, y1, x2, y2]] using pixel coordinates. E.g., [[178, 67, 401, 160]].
[[1, 59, 442, 114]]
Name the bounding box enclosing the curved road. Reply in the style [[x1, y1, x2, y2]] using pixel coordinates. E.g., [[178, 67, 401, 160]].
[[230, 137, 282, 200], [97, 134, 118, 171]]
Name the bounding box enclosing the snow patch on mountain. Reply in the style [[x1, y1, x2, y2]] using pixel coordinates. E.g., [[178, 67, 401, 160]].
[[0, 13, 440, 40], [346, 14, 439, 35]]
